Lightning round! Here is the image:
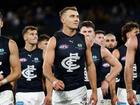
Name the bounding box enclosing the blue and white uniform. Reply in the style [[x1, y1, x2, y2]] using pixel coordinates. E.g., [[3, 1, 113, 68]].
[[52, 31, 87, 105], [16, 48, 45, 105], [84, 43, 104, 105]]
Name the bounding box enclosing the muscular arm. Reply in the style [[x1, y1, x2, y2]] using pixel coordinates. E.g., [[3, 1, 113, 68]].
[[1, 39, 21, 86], [42, 47, 53, 104], [124, 37, 138, 104], [43, 37, 57, 82], [43, 37, 64, 90], [101, 47, 122, 96], [101, 47, 122, 82], [110, 49, 120, 102], [86, 46, 97, 94], [85, 37, 97, 104], [124, 37, 137, 92]]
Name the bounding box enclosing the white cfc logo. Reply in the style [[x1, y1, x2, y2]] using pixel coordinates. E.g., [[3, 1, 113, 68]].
[[22, 65, 37, 81], [61, 53, 80, 72]]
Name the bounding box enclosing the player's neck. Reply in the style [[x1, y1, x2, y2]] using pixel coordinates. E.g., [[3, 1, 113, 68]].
[[24, 43, 36, 51], [62, 27, 77, 37]]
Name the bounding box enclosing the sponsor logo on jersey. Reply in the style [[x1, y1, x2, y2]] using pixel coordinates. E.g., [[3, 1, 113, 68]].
[[116, 77, 120, 83], [69, 40, 73, 43], [32, 57, 40, 63], [0, 48, 6, 55], [75, 43, 84, 50], [20, 58, 27, 62], [121, 56, 126, 61], [102, 62, 110, 67], [59, 44, 69, 49], [77, 43, 82, 48], [16, 101, 24, 105], [93, 55, 100, 62], [0, 48, 4, 52]]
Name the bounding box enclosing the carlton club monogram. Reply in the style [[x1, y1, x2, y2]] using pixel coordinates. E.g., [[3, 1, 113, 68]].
[[22, 65, 37, 81], [61, 53, 80, 72]]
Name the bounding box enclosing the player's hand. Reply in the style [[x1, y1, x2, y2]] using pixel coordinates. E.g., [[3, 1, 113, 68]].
[[127, 90, 137, 105], [85, 35, 93, 48], [111, 95, 118, 105], [101, 79, 109, 96], [52, 80, 65, 90], [89, 92, 97, 105], [43, 95, 52, 105]]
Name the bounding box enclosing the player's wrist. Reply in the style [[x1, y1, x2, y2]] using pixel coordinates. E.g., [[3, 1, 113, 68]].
[[92, 89, 97, 94], [127, 89, 133, 93], [45, 93, 52, 97], [49, 77, 57, 83], [112, 96, 118, 102], [104, 78, 109, 84]]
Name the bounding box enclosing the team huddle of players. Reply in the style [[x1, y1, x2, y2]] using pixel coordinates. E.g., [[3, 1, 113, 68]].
[[0, 6, 140, 105]]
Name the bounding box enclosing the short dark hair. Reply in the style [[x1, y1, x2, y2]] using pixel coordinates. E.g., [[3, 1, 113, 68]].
[[59, 6, 77, 17], [121, 21, 139, 42], [95, 30, 105, 35], [38, 34, 50, 42], [22, 26, 38, 35], [0, 12, 3, 19], [79, 21, 95, 30]]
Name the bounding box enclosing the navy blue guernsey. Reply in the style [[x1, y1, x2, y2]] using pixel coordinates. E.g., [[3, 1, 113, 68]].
[[16, 48, 43, 92], [118, 45, 137, 89], [84, 43, 102, 89], [134, 34, 140, 94], [0, 36, 12, 92], [54, 31, 86, 91]]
